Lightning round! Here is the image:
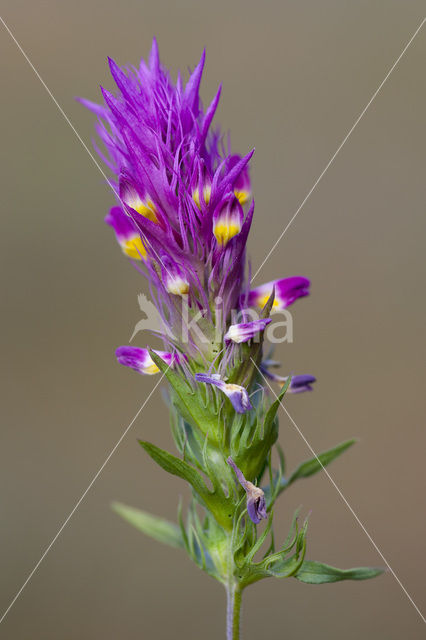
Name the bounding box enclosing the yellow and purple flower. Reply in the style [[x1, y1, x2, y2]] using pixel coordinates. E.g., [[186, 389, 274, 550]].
[[116, 346, 180, 375], [105, 206, 146, 260], [227, 155, 251, 205], [213, 195, 244, 248], [247, 277, 310, 310]]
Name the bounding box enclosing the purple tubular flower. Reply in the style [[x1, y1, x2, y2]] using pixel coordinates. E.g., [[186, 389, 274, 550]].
[[261, 361, 316, 393], [213, 194, 244, 248], [227, 457, 267, 524], [224, 318, 271, 343], [160, 255, 190, 296], [247, 277, 310, 310], [116, 346, 179, 375], [288, 374, 316, 393], [195, 373, 252, 413], [226, 155, 251, 204], [105, 207, 146, 260], [119, 171, 159, 225]]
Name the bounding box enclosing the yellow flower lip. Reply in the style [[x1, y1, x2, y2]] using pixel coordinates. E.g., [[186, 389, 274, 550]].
[[234, 189, 250, 205], [258, 293, 280, 309], [213, 221, 241, 247], [122, 235, 147, 260], [142, 362, 160, 375], [130, 197, 158, 224], [192, 185, 212, 209]]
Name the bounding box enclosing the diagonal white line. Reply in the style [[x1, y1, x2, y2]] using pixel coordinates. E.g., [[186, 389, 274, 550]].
[[0, 371, 167, 625], [251, 17, 426, 284], [0, 14, 172, 278], [252, 359, 426, 624], [0, 16, 111, 186]]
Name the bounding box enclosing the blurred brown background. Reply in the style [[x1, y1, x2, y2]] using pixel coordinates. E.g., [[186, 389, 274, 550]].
[[1, 1, 425, 638]]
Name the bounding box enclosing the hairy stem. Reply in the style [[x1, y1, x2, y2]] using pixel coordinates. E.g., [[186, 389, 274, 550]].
[[226, 582, 242, 640]]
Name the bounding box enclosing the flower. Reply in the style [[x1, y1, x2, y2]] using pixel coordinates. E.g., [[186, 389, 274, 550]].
[[247, 277, 310, 310], [116, 346, 179, 375], [213, 195, 244, 248], [119, 172, 159, 224], [286, 374, 316, 393], [160, 255, 190, 296], [195, 373, 252, 413], [261, 360, 316, 393], [224, 318, 271, 343], [105, 206, 146, 260], [227, 155, 251, 205], [227, 457, 267, 524]]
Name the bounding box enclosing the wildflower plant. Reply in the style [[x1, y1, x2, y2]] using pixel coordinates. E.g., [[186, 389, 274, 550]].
[[81, 40, 382, 638]]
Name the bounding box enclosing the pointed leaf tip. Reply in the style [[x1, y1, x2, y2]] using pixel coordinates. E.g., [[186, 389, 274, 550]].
[[288, 439, 357, 486], [112, 501, 183, 548], [295, 561, 384, 584]]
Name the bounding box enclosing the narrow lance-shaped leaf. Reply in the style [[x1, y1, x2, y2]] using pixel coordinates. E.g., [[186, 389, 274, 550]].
[[295, 561, 384, 584], [287, 439, 356, 486], [262, 376, 292, 436], [111, 501, 183, 548]]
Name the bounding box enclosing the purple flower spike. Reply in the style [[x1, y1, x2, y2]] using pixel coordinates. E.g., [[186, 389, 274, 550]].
[[81, 42, 261, 327], [116, 346, 177, 375], [248, 277, 310, 310], [227, 457, 267, 524], [224, 318, 271, 343], [195, 373, 252, 413]]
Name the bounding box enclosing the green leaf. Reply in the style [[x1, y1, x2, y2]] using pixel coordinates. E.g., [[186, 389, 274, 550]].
[[139, 440, 211, 500], [295, 561, 384, 584], [111, 501, 183, 548], [148, 350, 219, 439], [288, 439, 356, 486], [139, 440, 233, 529], [262, 376, 292, 436]]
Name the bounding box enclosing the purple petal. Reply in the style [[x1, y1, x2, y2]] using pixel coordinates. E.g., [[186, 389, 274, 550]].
[[248, 277, 310, 309], [227, 457, 268, 525], [224, 318, 271, 343], [116, 346, 174, 374], [289, 374, 316, 393], [195, 374, 252, 414]]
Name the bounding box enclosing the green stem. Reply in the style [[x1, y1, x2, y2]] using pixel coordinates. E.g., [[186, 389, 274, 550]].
[[226, 582, 242, 640]]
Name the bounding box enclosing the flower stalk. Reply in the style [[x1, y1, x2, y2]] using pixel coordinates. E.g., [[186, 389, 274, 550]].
[[226, 581, 242, 640], [82, 38, 384, 638]]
